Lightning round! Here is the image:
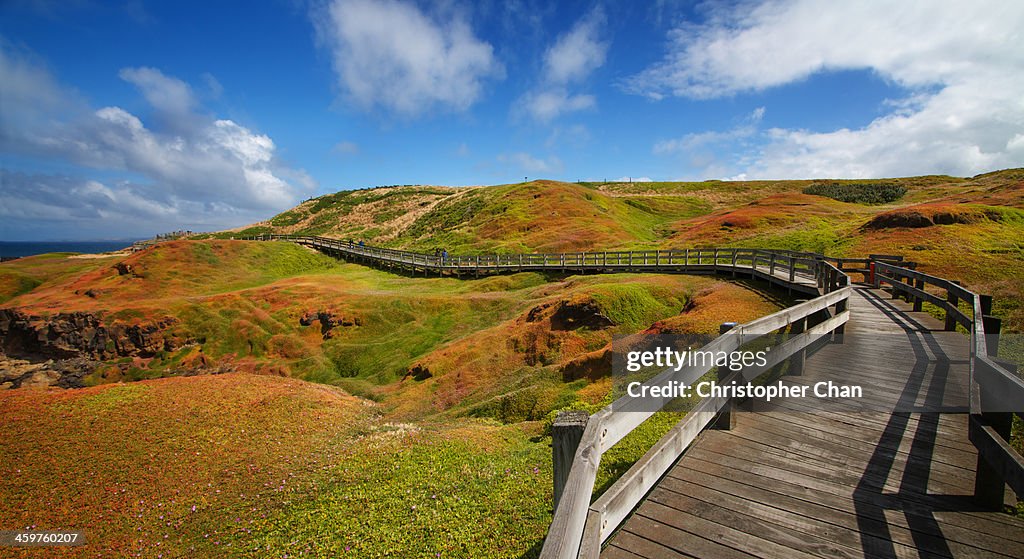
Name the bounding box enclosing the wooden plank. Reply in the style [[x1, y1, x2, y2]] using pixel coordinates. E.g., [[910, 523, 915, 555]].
[[600, 545, 647, 559], [621, 514, 759, 559], [670, 454, 1024, 551], [658, 467, 1021, 557], [693, 431, 977, 500], [636, 500, 825, 559], [675, 443, 1024, 540], [731, 412, 978, 471], [646, 483, 935, 559], [752, 408, 978, 458], [602, 531, 694, 559]]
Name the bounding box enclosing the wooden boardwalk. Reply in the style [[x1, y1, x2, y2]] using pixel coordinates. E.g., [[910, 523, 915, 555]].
[[245, 236, 1023, 557], [603, 287, 1024, 559]]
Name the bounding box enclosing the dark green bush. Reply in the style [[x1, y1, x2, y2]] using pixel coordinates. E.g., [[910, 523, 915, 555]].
[[803, 182, 907, 204]]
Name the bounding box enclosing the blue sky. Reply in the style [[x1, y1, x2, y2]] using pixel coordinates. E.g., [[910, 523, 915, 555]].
[[1, 0, 1022, 240]]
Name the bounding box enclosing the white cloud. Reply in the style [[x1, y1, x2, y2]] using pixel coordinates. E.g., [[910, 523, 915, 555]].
[[543, 9, 607, 85], [0, 46, 314, 237], [518, 9, 607, 122], [314, 0, 502, 116], [655, 106, 765, 155], [519, 89, 595, 122], [627, 0, 1024, 178], [615, 176, 653, 182], [497, 152, 564, 175], [118, 67, 194, 116]]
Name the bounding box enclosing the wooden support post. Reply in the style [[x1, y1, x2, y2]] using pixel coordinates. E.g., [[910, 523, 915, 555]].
[[983, 315, 1002, 358], [713, 322, 738, 430], [833, 295, 847, 341], [787, 317, 806, 376], [913, 278, 925, 311], [552, 410, 589, 510], [945, 289, 959, 331], [980, 294, 994, 316], [973, 411, 1014, 510]]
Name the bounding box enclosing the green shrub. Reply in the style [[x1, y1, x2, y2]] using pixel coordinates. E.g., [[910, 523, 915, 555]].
[[803, 182, 907, 204]]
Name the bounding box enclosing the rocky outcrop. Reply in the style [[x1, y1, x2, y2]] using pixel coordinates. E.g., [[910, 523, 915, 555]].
[[0, 308, 196, 389], [0, 309, 183, 361], [114, 262, 139, 277], [526, 299, 615, 331], [404, 364, 433, 381], [299, 310, 361, 339]]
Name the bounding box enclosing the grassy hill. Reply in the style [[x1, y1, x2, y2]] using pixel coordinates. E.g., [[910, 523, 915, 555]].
[[215, 169, 1024, 327], [2, 168, 1023, 556]]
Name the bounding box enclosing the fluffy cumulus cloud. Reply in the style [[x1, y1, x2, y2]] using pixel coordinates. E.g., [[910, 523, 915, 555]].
[[314, 0, 502, 116], [518, 9, 607, 122], [631, 0, 1024, 178], [0, 46, 313, 238]]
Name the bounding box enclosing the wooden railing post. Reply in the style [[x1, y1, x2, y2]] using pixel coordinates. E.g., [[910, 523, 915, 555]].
[[973, 411, 1014, 510], [913, 278, 925, 311], [945, 284, 960, 331], [713, 322, 738, 430], [983, 316, 1002, 358], [979, 294, 1001, 357], [787, 317, 806, 376], [552, 410, 589, 510], [833, 293, 847, 341]]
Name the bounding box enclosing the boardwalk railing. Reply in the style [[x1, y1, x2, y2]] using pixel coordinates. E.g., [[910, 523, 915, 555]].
[[874, 261, 1024, 509], [539, 261, 852, 559], [240, 235, 1019, 545], [244, 234, 875, 296]]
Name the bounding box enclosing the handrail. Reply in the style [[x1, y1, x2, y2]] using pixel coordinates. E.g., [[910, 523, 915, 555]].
[[874, 261, 1024, 508], [540, 258, 852, 559], [242, 235, 849, 293], [244, 236, 975, 551], [243, 233, 1020, 544]]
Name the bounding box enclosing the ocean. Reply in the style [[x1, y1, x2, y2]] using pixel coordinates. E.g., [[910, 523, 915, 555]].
[[0, 241, 137, 259]]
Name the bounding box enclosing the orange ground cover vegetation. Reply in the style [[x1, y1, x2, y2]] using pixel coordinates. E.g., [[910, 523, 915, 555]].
[[0, 374, 368, 558]]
